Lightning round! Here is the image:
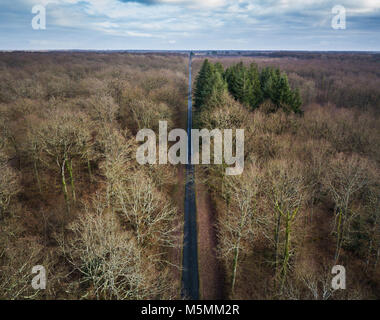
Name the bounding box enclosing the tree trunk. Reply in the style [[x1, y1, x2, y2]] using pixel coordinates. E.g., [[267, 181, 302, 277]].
[[231, 242, 240, 296], [66, 159, 76, 202], [280, 211, 291, 292], [87, 158, 92, 182], [274, 212, 281, 273], [366, 238, 373, 270], [33, 159, 42, 194], [61, 159, 70, 214], [366, 212, 379, 270], [334, 209, 343, 263]]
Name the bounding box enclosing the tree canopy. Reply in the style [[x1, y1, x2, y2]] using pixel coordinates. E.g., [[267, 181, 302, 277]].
[[194, 60, 302, 114]]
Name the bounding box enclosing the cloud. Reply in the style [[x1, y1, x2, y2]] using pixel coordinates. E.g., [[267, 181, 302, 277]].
[[118, 0, 227, 7], [0, 0, 379, 50]]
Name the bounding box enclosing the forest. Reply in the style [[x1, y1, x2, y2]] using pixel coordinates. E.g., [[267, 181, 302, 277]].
[[192, 54, 380, 299], [0, 52, 187, 299], [194, 60, 302, 114], [0, 51, 379, 300]]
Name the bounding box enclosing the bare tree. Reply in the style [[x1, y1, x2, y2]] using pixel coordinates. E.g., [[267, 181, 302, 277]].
[[88, 94, 119, 125], [217, 164, 261, 296], [120, 97, 173, 133], [301, 267, 334, 300], [62, 195, 174, 299], [323, 154, 370, 262], [0, 151, 20, 218], [0, 223, 45, 300], [363, 186, 380, 270], [115, 173, 178, 248], [24, 118, 44, 193], [96, 125, 135, 207], [32, 110, 92, 212], [264, 159, 304, 292], [300, 139, 333, 224]]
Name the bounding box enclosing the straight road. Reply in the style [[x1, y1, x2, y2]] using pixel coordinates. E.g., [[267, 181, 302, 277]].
[[181, 53, 199, 300]]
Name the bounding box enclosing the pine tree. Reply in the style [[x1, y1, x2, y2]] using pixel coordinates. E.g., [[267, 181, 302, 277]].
[[259, 67, 302, 114], [206, 68, 228, 108], [260, 67, 276, 102], [194, 60, 227, 111], [247, 63, 263, 109], [225, 62, 252, 107], [194, 59, 214, 109], [289, 89, 302, 114], [225, 63, 240, 100], [196, 61, 302, 115], [214, 62, 224, 75]]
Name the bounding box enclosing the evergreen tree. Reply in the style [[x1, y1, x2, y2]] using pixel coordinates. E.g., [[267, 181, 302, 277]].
[[194, 59, 227, 111], [272, 71, 291, 107], [195, 61, 302, 115], [206, 68, 228, 108], [260, 67, 276, 102], [214, 62, 224, 75], [289, 89, 303, 114], [259, 67, 302, 113], [225, 63, 240, 100], [247, 63, 263, 109], [225, 62, 252, 107], [194, 59, 214, 109]]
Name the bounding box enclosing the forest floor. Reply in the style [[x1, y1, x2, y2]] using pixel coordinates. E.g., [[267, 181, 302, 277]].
[[170, 165, 185, 299], [195, 171, 224, 299]]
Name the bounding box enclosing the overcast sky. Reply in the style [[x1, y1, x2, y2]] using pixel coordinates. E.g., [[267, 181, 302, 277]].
[[0, 0, 379, 51]]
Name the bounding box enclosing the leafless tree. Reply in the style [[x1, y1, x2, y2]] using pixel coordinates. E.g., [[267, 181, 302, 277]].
[[0, 228, 44, 299], [0, 151, 20, 218], [32, 110, 92, 212], [96, 125, 135, 207], [217, 164, 261, 296], [115, 173, 178, 248], [264, 159, 304, 292], [62, 194, 174, 299], [364, 186, 380, 270], [323, 154, 371, 262], [88, 94, 119, 125]]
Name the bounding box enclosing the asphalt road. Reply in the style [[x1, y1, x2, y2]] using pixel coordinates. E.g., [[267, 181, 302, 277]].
[[181, 53, 199, 300]]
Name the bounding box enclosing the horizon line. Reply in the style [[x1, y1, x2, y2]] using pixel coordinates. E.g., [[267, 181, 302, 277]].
[[1, 49, 379, 53]]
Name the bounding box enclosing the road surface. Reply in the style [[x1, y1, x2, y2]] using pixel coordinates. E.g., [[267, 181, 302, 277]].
[[181, 53, 199, 300]]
